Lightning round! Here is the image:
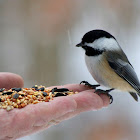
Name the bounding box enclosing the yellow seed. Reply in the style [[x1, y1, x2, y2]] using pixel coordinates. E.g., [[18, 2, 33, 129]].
[[34, 93, 38, 96], [7, 100, 11, 105], [13, 103, 17, 107], [6, 106, 12, 111], [25, 97, 29, 100], [24, 100, 27, 104], [39, 101, 43, 103], [17, 99, 20, 102], [18, 91, 23, 94], [29, 99, 33, 103], [21, 103, 26, 108], [45, 88, 51, 92], [29, 92, 34, 95], [27, 95, 31, 98], [18, 95, 23, 99], [26, 90, 33, 94], [3, 106, 7, 109], [24, 102, 27, 105], [20, 99, 25, 103], [33, 100, 38, 104], [32, 96, 36, 100], [17, 99, 21, 104], [49, 93, 53, 98]]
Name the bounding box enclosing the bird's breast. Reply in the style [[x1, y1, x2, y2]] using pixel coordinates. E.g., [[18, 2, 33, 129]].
[[85, 54, 109, 86], [85, 54, 135, 92]]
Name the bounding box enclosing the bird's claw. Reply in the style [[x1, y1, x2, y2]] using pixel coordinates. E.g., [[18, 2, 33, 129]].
[[94, 89, 114, 104], [80, 81, 100, 89]]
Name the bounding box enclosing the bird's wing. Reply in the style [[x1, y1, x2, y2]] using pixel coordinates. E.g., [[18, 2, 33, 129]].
[[107, 52, 140, 95]]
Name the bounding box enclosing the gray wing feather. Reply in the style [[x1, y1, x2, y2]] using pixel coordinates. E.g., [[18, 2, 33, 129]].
[[107, 52, 140, 95]]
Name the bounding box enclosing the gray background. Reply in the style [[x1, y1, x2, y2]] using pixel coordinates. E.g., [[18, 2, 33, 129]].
[[0, 0, 140, 140]]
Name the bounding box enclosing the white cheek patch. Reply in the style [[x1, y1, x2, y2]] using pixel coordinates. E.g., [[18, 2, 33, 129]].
[[85, 38, 121, 51]]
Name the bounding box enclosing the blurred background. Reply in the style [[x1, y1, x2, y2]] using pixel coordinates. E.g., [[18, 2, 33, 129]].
[[0, 0, 140, 139]]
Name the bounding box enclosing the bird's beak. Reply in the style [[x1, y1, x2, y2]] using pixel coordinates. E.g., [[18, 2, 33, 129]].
[[76, 42, 83, 47]]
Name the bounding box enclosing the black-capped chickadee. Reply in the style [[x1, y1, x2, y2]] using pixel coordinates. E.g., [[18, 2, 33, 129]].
[[76, 29, 140, 102]]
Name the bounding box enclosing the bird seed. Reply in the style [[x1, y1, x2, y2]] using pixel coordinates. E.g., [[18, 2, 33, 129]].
[[0, 85, 78, 111]]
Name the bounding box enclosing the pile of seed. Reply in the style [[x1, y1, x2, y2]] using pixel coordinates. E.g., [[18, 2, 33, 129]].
[[0, 85, 78, 111]]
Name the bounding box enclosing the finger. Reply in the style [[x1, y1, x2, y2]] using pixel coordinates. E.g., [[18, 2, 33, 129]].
[[51, 90, 104, 122], [0, 96, 77, 139], [99, 94, 110, 107], [54, 90, 110, 122], [70, 89, 104, 111], [48, 84, 93, 92], [33, 90, 109, 126], [0, 72, 24, 89]]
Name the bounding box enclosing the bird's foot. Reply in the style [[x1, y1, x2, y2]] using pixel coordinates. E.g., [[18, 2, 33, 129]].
[[80, 81, 100, 89], [94, 88, 114, 104]]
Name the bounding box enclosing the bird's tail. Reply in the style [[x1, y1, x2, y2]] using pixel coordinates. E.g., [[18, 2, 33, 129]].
[[129, 92, 138, 101]]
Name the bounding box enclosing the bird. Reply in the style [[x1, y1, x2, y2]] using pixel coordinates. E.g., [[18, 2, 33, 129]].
[[76, 29, 140, 103]]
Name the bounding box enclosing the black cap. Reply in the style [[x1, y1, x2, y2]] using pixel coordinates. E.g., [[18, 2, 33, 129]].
[[81, 29, 115, 44]]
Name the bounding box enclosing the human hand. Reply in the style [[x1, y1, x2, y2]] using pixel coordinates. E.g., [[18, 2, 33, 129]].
[[0, 73, 110, 140]]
